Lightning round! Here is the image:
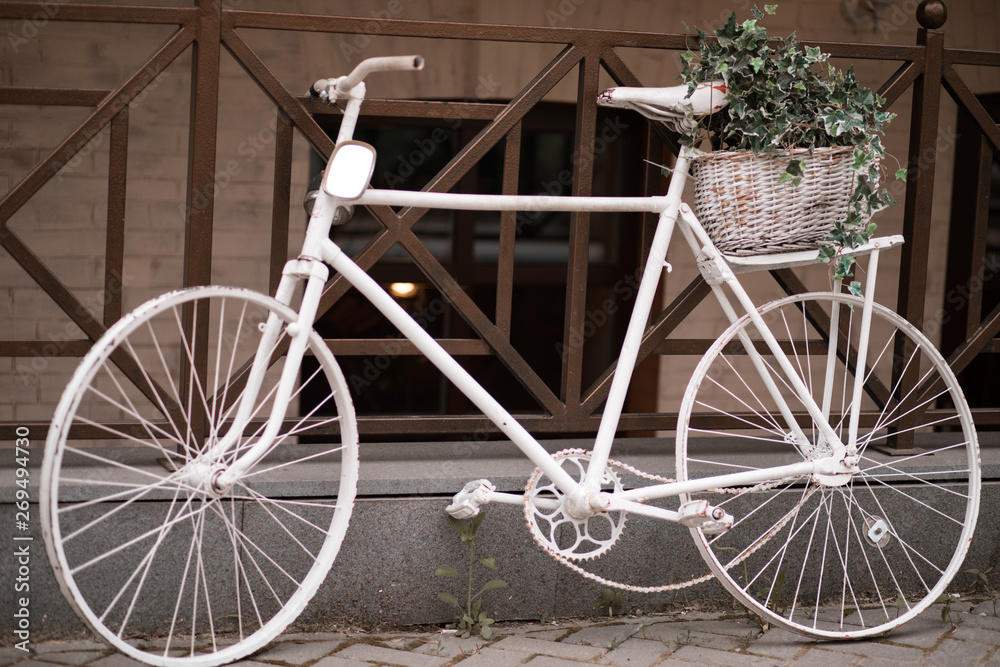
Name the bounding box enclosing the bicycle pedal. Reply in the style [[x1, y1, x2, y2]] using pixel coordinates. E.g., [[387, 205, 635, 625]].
[[445, 479, 495, 519], [678, 499, 733, 535]]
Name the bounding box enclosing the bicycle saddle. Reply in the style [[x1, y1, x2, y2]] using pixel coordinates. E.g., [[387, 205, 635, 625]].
[[596, 80, 728, 133]]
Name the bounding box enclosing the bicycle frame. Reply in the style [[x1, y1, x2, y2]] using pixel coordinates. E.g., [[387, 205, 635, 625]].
[[44, 55, 981, 659], [212, 63, 867, 521]]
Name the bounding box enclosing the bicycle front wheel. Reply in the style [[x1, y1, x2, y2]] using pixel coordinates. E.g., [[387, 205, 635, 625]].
[[676, 292, 979, 638], [41, 287, 359, 667]]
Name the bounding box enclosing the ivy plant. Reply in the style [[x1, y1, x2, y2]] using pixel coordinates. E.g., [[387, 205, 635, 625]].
[[679, 5, 905, 287]]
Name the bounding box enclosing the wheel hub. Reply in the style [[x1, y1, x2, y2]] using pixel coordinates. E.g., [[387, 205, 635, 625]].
[[800, 435, 858, 487], [177, 459, 230, 498]]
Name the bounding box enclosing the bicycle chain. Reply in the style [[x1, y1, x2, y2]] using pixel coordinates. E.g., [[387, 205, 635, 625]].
[[523, 448, 799, 593]]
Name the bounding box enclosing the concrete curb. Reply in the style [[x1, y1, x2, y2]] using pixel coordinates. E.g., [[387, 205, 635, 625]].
[[2, 438, 998, 638]]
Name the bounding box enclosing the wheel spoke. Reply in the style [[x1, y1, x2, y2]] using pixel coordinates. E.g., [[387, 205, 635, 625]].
[[118, 334, 192, 457], [99, 364, 188, 454], [163, 501, 200, 656], [171, 302, 212, 459], [687, 427, 795, 447], [143, 318, 197, 454], [233, 364, 342, 469], [101, 487, 188, 627], [69, 414, 185, 462], [841, 487, 900, 622], [789, 493, 823, 627], [206, 500, 267, 633], [860, 453, 972, 494], [59, 471, 189, 544], [700, 363, 786, 437], [241, 444, 347, 480], [236, 483, 333, 552]]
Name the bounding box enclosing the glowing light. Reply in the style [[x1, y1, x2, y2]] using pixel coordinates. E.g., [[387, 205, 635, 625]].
[[389, 282, 418, 298]]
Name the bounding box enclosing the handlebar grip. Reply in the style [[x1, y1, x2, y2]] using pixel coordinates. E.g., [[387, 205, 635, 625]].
[[311, 55, 424, 101], [339, 55, 424, 92]]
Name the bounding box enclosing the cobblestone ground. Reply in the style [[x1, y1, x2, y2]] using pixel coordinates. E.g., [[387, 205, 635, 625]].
[[4, 602, 998, 667]]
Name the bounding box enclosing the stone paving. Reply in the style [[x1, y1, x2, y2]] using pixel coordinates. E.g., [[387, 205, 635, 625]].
[[4, 602, 998, 667]]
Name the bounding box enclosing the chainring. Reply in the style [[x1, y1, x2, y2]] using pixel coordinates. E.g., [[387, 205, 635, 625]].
[[523, 449, 627, 562]]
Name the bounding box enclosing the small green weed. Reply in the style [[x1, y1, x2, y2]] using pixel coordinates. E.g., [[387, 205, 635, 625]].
[[934, 592, 962, 629], [965, 567, 997, 616], [740, 630, 758, 648], [436, 513, 507, 639], [666, 628, 694, 649], [595, 588, 624, 617], [894, 592, 906, 619], [761, 570, 787, 616]]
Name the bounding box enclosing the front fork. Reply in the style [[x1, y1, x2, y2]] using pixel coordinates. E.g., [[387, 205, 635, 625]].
[[199, 258, 329, 493]]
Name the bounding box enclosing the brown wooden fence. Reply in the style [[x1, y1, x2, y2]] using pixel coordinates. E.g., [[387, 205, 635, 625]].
[[1, 0, 999, 441]]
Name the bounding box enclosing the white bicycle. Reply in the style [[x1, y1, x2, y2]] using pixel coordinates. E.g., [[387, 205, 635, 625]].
[[41, 55, 980, 666]]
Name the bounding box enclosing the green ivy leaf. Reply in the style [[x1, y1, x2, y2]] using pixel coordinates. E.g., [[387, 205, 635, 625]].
[[728, 95, 746, 118], [785, 159, 804, 176], [833, 256, 856, 281], [779, 160, 803, 187], [765, 4, 778, 14], [896, 168, 907, 180], [848, 282, 862, 297]]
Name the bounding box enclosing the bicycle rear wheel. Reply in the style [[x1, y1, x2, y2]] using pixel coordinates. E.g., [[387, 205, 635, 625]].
[[676, 292, 979, 638], [41, 287, 359, 666]]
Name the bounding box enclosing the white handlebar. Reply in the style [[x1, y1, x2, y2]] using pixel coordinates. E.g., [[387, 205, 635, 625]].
[[311, 55, 424, 100]]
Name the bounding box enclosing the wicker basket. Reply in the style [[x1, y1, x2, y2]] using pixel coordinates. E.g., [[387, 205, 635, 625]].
[[690, 146, 861, 256]]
